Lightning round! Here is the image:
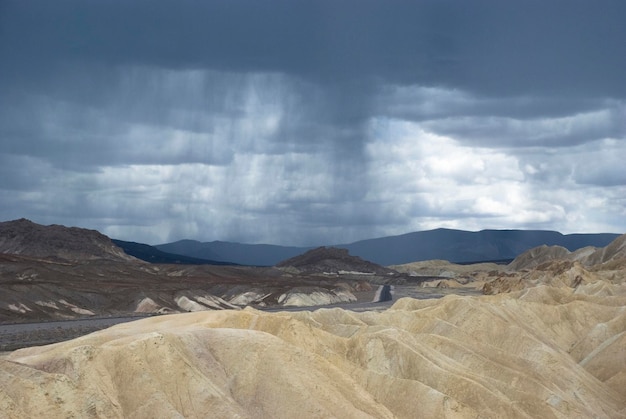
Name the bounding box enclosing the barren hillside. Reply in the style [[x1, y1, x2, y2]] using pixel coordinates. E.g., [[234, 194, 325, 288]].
[[0, 253, 375, 324], [0, 222, 387, 324], [0, 219, 135, 262], [508, 233, 626, 271], [1, 284, 625, 418], [484, 234, 626, 295]]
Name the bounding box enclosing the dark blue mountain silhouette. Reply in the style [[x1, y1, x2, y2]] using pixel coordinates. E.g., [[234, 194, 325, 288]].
[[154, 229, 621, 266]]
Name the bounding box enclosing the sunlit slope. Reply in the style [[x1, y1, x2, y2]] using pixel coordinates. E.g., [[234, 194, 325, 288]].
[[2, 285, 625, 418]]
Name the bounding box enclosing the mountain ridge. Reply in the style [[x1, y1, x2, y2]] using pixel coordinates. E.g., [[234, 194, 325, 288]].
[[157, 228, 621, 266], [0, 219, 620, 267]]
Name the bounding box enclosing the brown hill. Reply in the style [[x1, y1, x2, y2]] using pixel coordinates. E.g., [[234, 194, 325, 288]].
[[276, 246, 397, 276], [2, 285, 625, 418], [0, 219, 136, 262]]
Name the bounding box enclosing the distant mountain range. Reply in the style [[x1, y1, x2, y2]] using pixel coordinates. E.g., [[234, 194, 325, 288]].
[[1, 219, 620, 267], [156, 229, 621, 266], [156, 240, 307, 266]]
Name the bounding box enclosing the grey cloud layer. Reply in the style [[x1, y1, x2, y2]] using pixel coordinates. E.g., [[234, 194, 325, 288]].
[[1, 1, 625, 245], [3, 1, 626, 95]]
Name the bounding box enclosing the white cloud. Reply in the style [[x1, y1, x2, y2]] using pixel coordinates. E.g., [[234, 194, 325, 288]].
[[363, 117, 625, 235]]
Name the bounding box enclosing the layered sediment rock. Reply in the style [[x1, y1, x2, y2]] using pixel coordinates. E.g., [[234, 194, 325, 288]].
[[2, 285, 625, 418]]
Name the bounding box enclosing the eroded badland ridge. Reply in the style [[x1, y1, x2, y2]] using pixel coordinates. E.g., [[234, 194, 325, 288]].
[[1, 219, 625, 418]]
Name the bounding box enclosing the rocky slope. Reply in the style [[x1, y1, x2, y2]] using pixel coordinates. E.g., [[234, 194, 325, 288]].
[[0, 254, 371, 323], [585, 233, 626, 268], [508, 233, 626, 271], [1, 284, 625, 418], [0, 219, 135, 262], [484, 234, 626, 295]]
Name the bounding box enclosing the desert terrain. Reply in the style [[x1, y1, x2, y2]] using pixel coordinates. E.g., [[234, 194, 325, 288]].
[[1, 219, 625, 418]]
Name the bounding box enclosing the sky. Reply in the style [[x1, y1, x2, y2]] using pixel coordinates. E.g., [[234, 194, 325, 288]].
[[1, 0, 625, 246]]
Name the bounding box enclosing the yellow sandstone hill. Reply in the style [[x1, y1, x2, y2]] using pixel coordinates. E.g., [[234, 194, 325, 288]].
[[484, 234, 626, 296], [2, 283, 625, 418]]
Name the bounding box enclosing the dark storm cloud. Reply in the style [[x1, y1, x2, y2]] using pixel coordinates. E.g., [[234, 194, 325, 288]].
[[1, 1, 443, 83], [3, 0, 625, 97], [377, 86, 622, 122], [1, 0, 625, 244], [0, 63, 373, 173]]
